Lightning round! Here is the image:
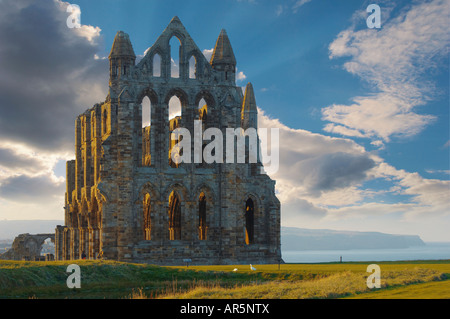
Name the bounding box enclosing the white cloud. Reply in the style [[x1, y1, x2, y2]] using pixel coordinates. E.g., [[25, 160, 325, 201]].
[[55, 0, 101, 44], [259, 108, 376, 204], [322, 94, 436, 142], [323, 0, 450, 142], [370, 140, 384, 148], [426, 169, 450, 175], [168, 96, 181, 120], [323, 123, 365, 139], [370, 161, 450, 212], [202, 48, 214, 61], [259, 107, 450, 240], [236, 68, 247, 81], [73, 24, 101, 44], [292, 0, 312, 13], [276, 5, 283, 17]]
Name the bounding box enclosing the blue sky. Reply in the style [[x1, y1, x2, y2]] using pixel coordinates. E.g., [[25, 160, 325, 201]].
[[74, 0, 449, 177], [0, 0, 448, 241]]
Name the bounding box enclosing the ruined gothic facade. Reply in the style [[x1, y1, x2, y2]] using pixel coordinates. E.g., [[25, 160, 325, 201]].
[[55, 17, 281, 265]]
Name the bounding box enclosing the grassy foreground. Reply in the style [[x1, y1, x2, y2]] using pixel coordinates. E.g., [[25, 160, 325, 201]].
[[0, 260, 449, 299]]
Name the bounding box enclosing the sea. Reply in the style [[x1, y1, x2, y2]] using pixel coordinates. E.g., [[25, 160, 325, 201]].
[[281, 242, 450, 263]]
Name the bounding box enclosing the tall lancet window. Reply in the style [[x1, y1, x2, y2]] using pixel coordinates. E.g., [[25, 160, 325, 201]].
[[198, 192, 207, 240], [245, 198, 254, 245]]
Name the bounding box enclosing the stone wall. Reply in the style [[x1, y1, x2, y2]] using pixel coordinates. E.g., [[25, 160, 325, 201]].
[[0, 233, 55, 261], [55, 17, 282, 265]]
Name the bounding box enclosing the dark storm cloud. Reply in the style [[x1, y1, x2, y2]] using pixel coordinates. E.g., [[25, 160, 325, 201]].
[[0, 147, 49, 173], [296, 152, 376, 194], [0, 0, 108, 152], [0, 174, 64, 203], [259, 111, 378, 198]]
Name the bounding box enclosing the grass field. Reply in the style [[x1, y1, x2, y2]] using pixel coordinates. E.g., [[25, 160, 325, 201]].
[[0, 259, 449, 299]]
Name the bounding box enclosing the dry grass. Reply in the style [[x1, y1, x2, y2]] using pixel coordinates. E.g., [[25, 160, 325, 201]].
[[345, 279, 450, 299], [155, 267, 446, 299], [1, 260, 448, 299]]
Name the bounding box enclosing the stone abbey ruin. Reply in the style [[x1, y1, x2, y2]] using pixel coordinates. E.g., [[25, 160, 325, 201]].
[[53, 17, 281, 265], [0, 233, 55, 261]]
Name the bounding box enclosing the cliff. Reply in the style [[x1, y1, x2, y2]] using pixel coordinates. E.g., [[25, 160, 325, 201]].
[[281, 227, 425, 250]]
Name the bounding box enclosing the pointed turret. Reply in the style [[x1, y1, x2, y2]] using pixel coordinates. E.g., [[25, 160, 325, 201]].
[[211, 29, 236, 66], [109, 31, 136, 84], [109, 31, 136, 59], [241, 82, 258, 130], [210, 29, 236, 83], [242, 82, 257, 112], [170, 16, 181, 23]]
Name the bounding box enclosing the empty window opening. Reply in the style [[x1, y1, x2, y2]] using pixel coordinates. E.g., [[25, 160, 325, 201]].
[[198, 98, 208, 167], [141, 96, 152, 166], [189, 55, 197, 79], [169, 96, 182, 121], [170, 36, 181, 78], [142, 96, 151, 128], [153, 53, 161, 77], [168, 191, 181, 240], [143, 193, 151, 240], [198, 192, 207, 240], [245, 198, 254, 245], [40, 238, 55, 256], [198, 98, 207, 127], [169, 96, 182, 168]]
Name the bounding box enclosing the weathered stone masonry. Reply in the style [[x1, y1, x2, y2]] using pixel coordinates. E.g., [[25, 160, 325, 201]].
[[55, 17, 281, 265], [0, 233, 55, 261]]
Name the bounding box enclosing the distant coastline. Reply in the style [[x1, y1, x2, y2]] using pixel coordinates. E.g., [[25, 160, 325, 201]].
[[0, 220, 437, 253], [282, 242, 450, 263], [281, 226, 426, 251]]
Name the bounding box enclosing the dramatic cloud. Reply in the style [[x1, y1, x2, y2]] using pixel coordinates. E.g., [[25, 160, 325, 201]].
[[0, 0, 108, 153], [0, 174, 64, 204], [0, 147, 46, 174], [259, 107, 450, 239], [323, 0, 450, 142], [0, 0, 447, 242], [0, 0, 106, 218], [259, 108, 377, 205], [295, 152, 376, 194]]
